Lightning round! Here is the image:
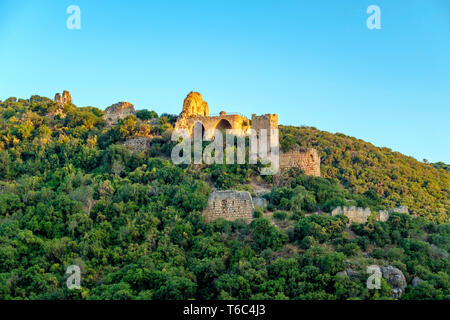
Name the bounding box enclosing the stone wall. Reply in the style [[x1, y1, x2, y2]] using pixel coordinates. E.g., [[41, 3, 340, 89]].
[[203, 190, 254, 223], [332, 206, 371, 224], [279, 149, 321, 177], [251, 114, 278, 132], [332, 206, 409, 224], [54, 90, 72, 106]]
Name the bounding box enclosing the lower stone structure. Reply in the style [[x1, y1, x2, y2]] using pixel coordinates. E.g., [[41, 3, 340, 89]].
[[279, 149, 321, 177], [332, 206, 371, 224], [332, 206, 409, 224], [203, 190, 254, 223]]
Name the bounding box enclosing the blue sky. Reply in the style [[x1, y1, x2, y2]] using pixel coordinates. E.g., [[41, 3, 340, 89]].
[[0, 0, 449, 163]]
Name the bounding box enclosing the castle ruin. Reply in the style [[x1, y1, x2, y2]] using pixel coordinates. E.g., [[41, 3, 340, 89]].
[[279, 149, 321, 177], [174, 91, 320, 176], [203, 190, 254, 223], [54, 90, 72, 106]]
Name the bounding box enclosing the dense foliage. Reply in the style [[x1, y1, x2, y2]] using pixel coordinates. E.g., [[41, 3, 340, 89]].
[[0, 96, 448, 300], [280, 125, 450, 223]]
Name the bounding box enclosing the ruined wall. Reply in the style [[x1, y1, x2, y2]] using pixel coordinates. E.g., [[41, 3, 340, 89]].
[[332, 206, 409, 224], [203, 190, 254, 223], [279, 149, 321, 177], [332, 206, 371, 224], [54, 90, 72, 106], [251, 114, 278, 132], [175, 92, 251, 136]]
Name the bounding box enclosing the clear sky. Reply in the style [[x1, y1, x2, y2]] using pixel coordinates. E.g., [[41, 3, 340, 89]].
[[0, 0, 449, 163]]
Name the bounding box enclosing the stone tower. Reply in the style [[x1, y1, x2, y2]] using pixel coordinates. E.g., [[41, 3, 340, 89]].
[[54, 90, 72, 106]]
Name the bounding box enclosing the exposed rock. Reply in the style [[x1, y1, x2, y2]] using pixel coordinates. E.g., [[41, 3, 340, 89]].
[[104, 101, 135, 125], [180, 91, 209, 117], [412, 276, 424, 288], [337, 268, 360, 281], [381, 266, 407, 298]]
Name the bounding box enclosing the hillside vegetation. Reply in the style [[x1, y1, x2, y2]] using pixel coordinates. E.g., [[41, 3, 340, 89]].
[[280, 126, 450, 223], [0, 96, 448, 300]]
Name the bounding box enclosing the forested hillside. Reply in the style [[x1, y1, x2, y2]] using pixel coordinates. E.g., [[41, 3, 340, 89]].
[[0, 96, 448, 300], [280, 126, 450, 223]]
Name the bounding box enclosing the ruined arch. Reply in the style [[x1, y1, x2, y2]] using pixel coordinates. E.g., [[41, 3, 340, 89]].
[[214, 119, 232, 132]]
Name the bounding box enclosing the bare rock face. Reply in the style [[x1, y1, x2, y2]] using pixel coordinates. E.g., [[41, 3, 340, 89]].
[[180, 91, 209, 117], [336, 268, 360, 281], [104, 101, 135, 125], [381, 266, 407, 298]]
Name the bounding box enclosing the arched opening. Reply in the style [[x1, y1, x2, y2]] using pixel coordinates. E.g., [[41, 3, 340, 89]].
[[192, 121, 205, 138], [215, 119, 232, 132]]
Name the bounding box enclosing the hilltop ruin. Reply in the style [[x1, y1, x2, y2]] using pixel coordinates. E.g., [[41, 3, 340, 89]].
[[175, 91, 321, 177]]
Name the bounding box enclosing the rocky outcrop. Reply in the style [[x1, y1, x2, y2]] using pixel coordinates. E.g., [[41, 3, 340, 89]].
[[337, 268, 360, 281], [381, 266, 407, 298], [180, 91, 209, 117], [104, 101, 135, 125]]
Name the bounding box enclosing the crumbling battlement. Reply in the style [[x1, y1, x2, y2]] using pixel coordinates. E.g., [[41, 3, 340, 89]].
[[203, 190, 254, 223]]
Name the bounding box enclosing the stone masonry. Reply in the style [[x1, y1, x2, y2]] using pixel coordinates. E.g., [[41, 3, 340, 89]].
[[203, 190, 254, 223], [332, 206, 409, 224], [54, 90, 72, 106], [279, 149, 321, 177]]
